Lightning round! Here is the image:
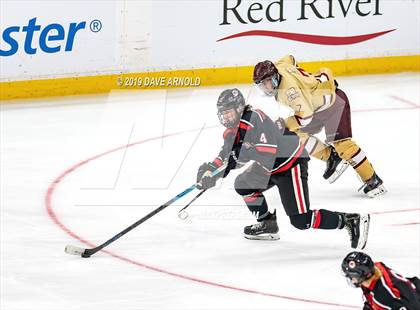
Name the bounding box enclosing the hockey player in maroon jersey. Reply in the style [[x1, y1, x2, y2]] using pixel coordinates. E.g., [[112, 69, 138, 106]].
[[342, 252, 420, 310], [196, 88, 370, 248], [253, 56, 386, 198]]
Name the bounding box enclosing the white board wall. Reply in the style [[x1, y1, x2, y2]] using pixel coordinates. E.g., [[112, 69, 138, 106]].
[[1, 0, 419, 82]]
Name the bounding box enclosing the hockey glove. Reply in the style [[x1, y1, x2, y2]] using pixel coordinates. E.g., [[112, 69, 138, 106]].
[[196, 162, 219, 189], [274, 117, 286, 132]]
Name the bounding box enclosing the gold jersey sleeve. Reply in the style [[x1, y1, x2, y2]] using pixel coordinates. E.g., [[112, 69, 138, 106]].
[[274, 55, 337, 130]]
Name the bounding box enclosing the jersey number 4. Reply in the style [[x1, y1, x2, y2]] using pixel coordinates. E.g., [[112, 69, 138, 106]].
[[260, 133, 267, 143]]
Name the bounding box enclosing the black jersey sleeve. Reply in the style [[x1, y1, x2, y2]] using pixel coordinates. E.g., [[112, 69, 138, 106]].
[[211, 127, 244, 177]]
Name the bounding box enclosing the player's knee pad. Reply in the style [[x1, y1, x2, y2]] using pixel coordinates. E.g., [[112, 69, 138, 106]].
[[234, 175, 252, 196], [289, 212, 312, 230], [333, 139, 359, 161]]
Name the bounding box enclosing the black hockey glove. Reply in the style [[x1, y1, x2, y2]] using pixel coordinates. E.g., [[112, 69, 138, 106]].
[[196, 162, 219, 189], [274, 117, 286, 132]]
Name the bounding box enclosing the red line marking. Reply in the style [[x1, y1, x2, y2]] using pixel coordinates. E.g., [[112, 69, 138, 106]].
[[389, 95, 420, 108], [45, 127, 358, 309], [371, 208, 420, 215], [348, 96, 420, 114], [217, 29, 395, 45], [389, 222, 420, 227], [353, 106, 419, 113], [372, 209, 420, 227]]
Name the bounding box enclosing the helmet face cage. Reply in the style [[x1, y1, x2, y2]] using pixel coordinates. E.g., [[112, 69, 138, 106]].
[[256, 74, 279, 97], [217, 106, 241, 128], [217, 89, 245, 128], [341, 269, 367, 288], [341, 252, 374, 288]]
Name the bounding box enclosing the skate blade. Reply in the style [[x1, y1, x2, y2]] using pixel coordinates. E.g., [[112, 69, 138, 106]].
[[64, 245, 85, 256], [366, 185, 387, 198], [357, 214, 370, 250], [244, 233, 280, 241], [328, 161, 350, 184]]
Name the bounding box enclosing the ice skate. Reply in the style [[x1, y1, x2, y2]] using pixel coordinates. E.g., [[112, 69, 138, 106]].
[[244, 210, 279, 240], [358, 173, 387, 198], [323, 148, 349, 184], [342, 213, 370, 250]]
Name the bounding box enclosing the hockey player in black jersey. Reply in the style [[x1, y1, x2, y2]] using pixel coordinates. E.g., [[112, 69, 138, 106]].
[[342, 251, 420, 310], [196, 88, 370, 248]]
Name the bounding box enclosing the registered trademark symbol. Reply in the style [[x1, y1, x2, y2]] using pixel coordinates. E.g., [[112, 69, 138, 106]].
[[90, 19, 102, 32]]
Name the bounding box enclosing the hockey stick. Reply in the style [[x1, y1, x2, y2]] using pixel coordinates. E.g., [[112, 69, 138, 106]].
[[178, 189, 207, 220], [64, 164, 226, 258]]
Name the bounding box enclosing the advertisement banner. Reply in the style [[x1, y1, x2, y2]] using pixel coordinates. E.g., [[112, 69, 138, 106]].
[[150, 0, 419, 70], [0, 0, 117, 81], [1, 0, 418, 81]]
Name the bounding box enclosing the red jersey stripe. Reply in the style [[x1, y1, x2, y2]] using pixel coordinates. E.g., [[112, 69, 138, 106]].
[[239, 122, 251, 130], [271, 143, 305, 174], [376, 263, 401, 299], [293, 166, 306, 214], [255, 146, 277, 154], [313, 210, 321, 229], [297, 68, 310, 77]]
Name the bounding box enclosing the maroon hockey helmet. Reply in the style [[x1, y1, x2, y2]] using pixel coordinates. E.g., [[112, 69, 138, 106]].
[[253, 60, 278, 83], [253, 61, 281, 96], [341, 251, 375, 287]]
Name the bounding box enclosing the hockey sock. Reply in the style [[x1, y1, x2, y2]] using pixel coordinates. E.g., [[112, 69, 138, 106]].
[[354, 160, 375, 182], [333, 140, 376, 182], [242, 191, 269, 221], [312, 209, 343, 229], [310, 139, 331, 161], [301, 135, 330, 161]]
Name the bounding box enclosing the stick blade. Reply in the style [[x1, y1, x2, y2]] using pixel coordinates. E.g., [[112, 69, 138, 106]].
[[65, 245, 86, 256], [178, 210, 189, 220]]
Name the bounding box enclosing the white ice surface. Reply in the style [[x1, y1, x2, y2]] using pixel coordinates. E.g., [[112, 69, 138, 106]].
[[1, 73, 419, 310]]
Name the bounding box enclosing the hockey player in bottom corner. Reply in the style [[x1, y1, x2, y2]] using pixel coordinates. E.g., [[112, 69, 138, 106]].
[[252, 55, 387, 198], [196, 88, 370, 248], [342, 251, 420, 310]]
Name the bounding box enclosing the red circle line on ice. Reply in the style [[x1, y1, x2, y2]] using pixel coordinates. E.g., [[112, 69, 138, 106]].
[[45, 126, 364, 309]]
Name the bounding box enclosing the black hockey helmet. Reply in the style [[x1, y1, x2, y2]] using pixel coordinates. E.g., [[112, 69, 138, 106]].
[[341, 251, 375, 287], [217, 88, 246, 128], [253, 60, 281, 96]]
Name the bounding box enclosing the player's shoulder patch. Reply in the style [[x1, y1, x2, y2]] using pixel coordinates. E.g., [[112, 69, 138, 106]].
[[286, 87, 300, 102]]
